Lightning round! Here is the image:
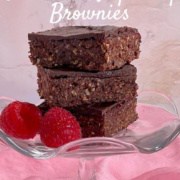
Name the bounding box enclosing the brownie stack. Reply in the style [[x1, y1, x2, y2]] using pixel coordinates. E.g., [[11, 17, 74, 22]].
[[28, 26, 141, 138]]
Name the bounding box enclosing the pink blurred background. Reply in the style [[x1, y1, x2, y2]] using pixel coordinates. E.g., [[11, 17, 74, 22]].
[[0, 0, 180, 111]]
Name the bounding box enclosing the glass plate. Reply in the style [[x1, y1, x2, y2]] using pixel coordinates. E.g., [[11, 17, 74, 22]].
[[0, 91, 179, 180], [0, 91, 179, 159]]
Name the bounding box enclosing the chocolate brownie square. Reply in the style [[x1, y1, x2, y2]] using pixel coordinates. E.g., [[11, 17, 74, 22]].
[[28, 26, 141, 71], [39, 98, 137, 138], [37, 64, 138, 107]]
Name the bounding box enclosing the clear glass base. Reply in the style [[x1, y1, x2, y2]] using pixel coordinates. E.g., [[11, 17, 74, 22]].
[[78, 158, 97, 180]]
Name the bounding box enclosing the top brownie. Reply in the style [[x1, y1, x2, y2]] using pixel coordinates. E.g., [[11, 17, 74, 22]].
[[28, 26, 141, 71]]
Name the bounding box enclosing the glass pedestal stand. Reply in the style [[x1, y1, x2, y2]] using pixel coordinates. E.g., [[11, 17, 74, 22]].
[[0, 91, 179, 180]]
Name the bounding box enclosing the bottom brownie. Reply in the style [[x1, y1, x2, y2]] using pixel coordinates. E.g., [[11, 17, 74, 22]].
[[39, 98, 137, 138]]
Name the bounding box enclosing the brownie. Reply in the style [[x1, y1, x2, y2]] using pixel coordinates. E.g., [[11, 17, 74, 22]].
[[39, 98, 138, 138], [37, 64, 138, 107], [28, 26, 141, 71]]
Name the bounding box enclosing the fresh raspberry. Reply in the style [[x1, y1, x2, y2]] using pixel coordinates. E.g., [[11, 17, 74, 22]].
[[0, 101, 42, 139], [40, 107, 81, 148]]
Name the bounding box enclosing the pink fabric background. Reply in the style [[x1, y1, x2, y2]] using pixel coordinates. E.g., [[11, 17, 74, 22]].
[[1, 143, 180, 180]]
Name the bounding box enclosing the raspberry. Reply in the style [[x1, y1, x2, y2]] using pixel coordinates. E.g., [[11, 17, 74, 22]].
[[0, 101, 42, 139], [40, 107, 81, 148]]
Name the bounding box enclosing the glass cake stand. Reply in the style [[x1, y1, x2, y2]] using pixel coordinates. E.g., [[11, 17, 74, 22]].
[[0, 91, 179, 180]]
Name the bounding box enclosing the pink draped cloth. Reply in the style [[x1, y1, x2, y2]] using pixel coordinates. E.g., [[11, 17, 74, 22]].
[[0, 105, 180, 180]]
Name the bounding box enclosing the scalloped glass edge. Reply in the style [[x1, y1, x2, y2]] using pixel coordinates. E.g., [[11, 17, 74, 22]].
[[0, 91, 179, 159]]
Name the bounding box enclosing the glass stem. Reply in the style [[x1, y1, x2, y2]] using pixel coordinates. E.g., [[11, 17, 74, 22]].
[[78, 158, 97, 180]]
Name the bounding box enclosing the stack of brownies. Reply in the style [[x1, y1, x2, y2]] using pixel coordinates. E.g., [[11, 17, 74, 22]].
[[28, 26, 141, 138]]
